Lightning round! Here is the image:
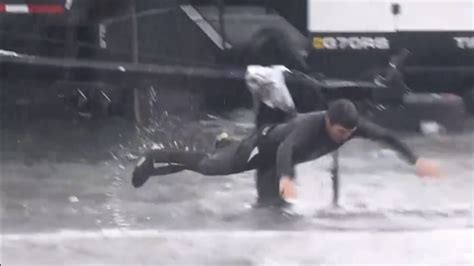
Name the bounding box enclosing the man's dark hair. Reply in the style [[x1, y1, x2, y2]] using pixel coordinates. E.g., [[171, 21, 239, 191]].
[[327, 99, 359, 129]]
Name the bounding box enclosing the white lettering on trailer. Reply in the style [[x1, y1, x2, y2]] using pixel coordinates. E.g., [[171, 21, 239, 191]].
[[313, 37, 390, 50], [322, 37, 338, 49], [454, 37, 474, 49], [375, 37, 390, 50], [360, 37, 375, 49]]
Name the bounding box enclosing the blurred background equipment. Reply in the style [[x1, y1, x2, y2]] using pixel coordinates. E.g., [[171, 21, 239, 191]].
[[1, 0, 472, 131]]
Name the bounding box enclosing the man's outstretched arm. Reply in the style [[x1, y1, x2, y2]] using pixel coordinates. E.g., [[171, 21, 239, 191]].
[[355, 118, 441, 177], [355, 118, 418, 164], [275, 124, 313, 199]]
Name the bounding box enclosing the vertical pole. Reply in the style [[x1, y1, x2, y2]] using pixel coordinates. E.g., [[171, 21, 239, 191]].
[[130, 0, 144, 125], [217, 0, 227, 50], [130, 0, 139, 64], [265, 0, 271, 14], [175, 0, 182, 58], [331, 150, 340, 207]]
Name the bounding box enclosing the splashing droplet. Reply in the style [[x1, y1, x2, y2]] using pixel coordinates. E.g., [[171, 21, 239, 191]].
[[68, 196, 79, 203]]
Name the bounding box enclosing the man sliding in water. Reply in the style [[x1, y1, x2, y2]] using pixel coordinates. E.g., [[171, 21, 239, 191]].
[[131, 65, 440, 206]]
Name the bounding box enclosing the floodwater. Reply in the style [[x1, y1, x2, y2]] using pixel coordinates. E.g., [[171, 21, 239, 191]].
[[1, 107, 473, 265]]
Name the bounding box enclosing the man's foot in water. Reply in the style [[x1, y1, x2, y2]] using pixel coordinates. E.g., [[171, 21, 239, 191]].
[[254, 196, 292, 209], [132, 157, 154, 188], [132, 157, 187, 188]]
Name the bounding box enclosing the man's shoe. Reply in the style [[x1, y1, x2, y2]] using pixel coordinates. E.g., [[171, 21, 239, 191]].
[[254, 196, 291, 209], [132, 157, 153, 188]]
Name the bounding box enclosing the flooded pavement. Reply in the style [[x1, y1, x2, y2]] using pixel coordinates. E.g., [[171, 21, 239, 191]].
[[1, 109, 473, 265]]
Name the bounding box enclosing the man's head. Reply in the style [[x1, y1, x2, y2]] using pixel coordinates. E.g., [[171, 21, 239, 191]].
[[325, 99, 359, 143]]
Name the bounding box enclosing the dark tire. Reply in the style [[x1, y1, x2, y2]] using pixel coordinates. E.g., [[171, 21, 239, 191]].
[[370, 93, 466, 132], [133, 86, 205, 126], [406, 93, 465, 131]]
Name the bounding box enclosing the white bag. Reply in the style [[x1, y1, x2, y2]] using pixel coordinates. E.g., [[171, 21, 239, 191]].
[[245, 65, 296, 113]]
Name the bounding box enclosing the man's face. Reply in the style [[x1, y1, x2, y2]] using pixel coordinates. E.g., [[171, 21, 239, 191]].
[[325, 117, 357, 143]]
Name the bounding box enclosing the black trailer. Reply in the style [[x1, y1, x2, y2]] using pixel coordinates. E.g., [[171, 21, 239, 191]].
[[305, 0, 474, 112], [1, 0, 410, 124], [0, 0, 467, 131]]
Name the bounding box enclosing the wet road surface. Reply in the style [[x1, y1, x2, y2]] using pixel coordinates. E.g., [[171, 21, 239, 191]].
[[1, 110, 473, 265]]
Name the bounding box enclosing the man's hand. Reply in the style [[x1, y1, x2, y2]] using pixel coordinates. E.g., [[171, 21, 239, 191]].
[[415, 158, 441, 178], [280, 176, 297, 200]]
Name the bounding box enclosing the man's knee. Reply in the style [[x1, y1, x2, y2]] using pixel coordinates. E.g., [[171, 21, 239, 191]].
[[198, 155, 235, 175]]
